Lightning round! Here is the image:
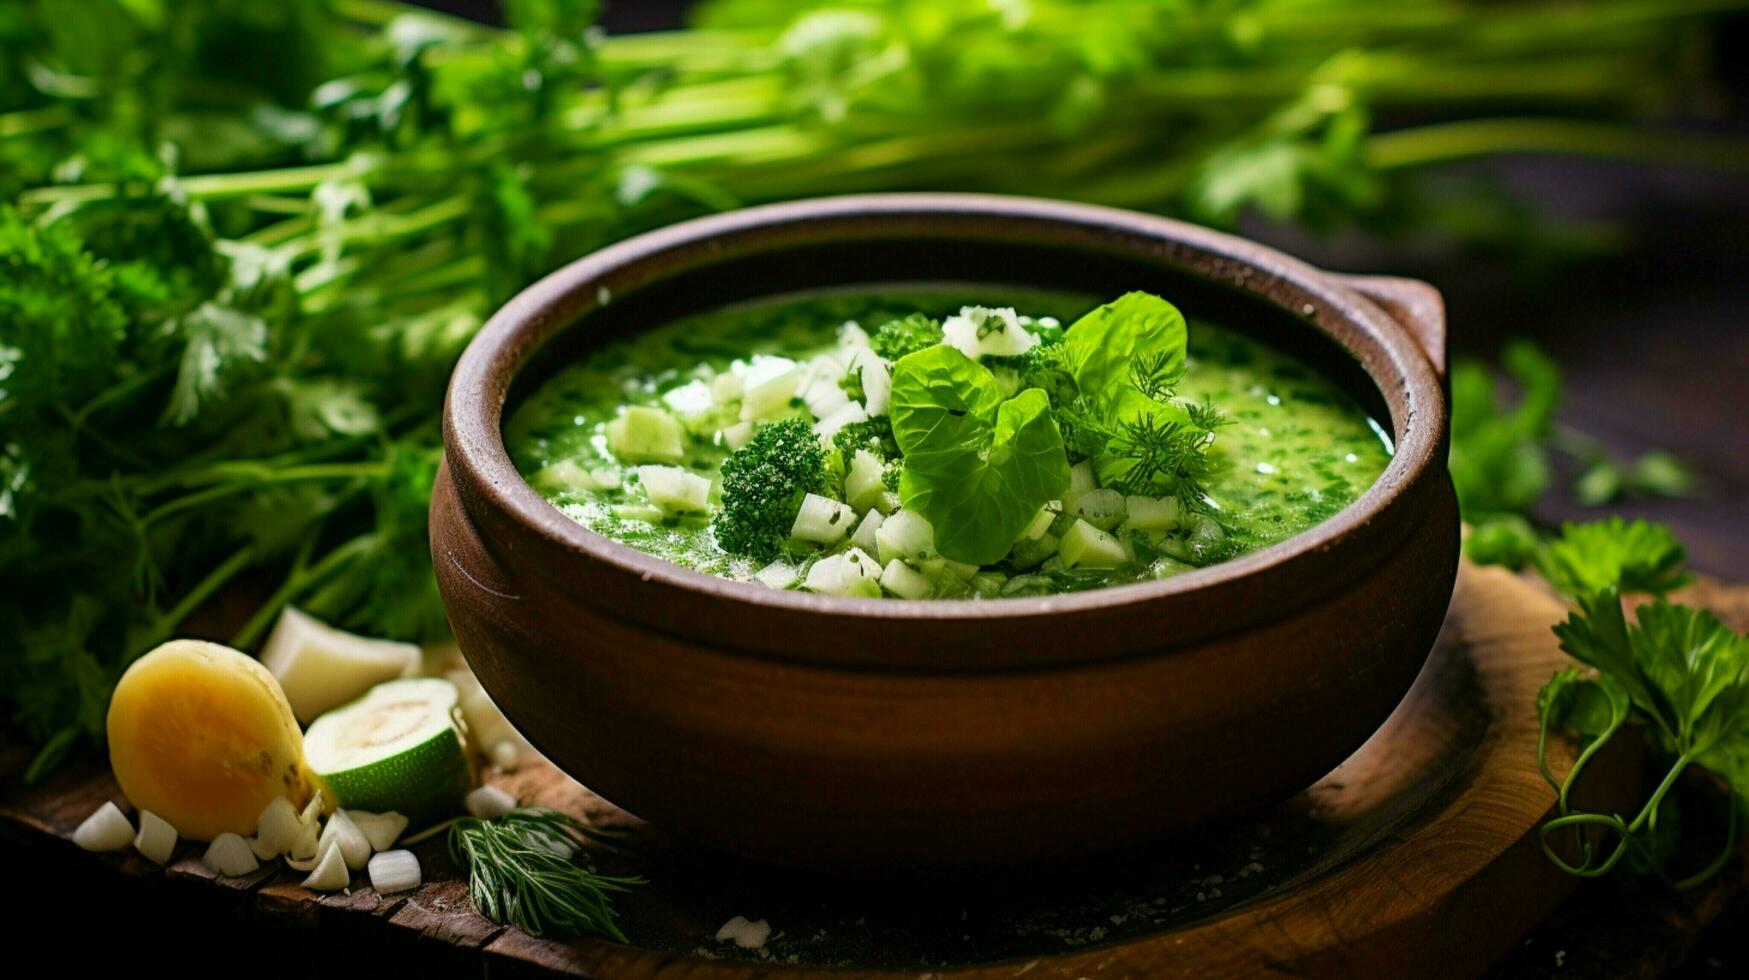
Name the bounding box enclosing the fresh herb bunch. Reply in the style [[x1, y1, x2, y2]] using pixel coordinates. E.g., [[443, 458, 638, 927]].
[[1452, 340, 1697, 567], [442, 806, 642, 941], [3, 0, 1744, 773], [1533, 519, 1749, 887]]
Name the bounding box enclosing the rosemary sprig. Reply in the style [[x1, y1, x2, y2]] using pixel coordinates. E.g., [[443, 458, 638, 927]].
[[429, 806, 644, 942]]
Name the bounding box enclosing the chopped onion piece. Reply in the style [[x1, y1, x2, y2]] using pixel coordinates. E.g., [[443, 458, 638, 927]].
[[133, 809, 177, 865], [348, 810, 410, 852], [465, 784, 517, 820], [73, 801, 134, 852], [319, 809, 372, 870], [254, 796, 302, 855], [301, 841, 349, 891], [203, 833, 260, 877], [367, 850, 422, 894]]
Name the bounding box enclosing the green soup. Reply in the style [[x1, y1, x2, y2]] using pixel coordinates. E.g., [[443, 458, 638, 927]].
[[505, 289, 1392, 597]]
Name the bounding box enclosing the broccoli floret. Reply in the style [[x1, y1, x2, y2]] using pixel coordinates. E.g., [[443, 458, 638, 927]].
[[881, 462, 902, 493], [869, 313, 943, 361], [712, 418, 829, 562], [984, 343, 1078, 409], [832, 416, 899, 460]]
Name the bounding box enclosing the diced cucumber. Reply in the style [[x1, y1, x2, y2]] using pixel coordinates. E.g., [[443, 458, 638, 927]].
[[1060, 518, 1129, 569], [1062, 461, 1098, 514], [740, 358, 801, 421], [1123, 495, 1182, 531], [1008, 531, 1059, 570], [605, 406, 686, 464], [530, 459, 620, 493], [791, 493, 856, 545], [800, 362, 850, 418], [1019, 503, 1058, 542], [844, 450, 889, 513], [878, 559, 933, 599], [611, 502, 666, 523], [803, 548, 882, 597], [634, 465, 712, 516], [839, 321, 871, 350], [813, 401, 867, 441], [717, 421, 754, 450], [874, 509, 936, 563], [941, 558, 979, 581], [970, 572, 1007, 596], [710, 370, 744, 406], [861, 357, 892, 415], [850, 509, 884, 553], [753, 561, 797, 589], [1074, 488, 1127, 530], [660, 379, 715, 423]]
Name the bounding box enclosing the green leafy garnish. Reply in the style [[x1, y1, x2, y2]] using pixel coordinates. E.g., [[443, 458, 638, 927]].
[[1449, 341, 1561, 519], [1536, 517, 1690, 599], [1534, 521, 1749, 888], [444, 807, 643, 942], [889, 346, 1070, 564], [1054, 292, 1215, 501], [868, 313, 943, 361]]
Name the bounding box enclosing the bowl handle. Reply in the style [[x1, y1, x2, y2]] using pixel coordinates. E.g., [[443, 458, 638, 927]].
[[1331, 275, 1446, 379]]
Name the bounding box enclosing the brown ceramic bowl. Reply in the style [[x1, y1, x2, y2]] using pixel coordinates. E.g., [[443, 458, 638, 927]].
[[433, 193, 1457, 874]]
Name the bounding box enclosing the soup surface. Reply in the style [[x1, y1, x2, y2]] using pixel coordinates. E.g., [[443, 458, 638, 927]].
[[506, 289, 1392, 598]]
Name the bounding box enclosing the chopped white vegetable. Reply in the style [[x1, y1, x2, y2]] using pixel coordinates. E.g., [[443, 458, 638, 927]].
[[530, 458, 620, 493], [838, 320, 871, 350], [739, 358, 801, 421], [874, 509, 936, 563], [133, 809, 177, 865], [717, 421, 754, 450], [347, 810, 410, 852], [843, 450, 890, 514], [715, 916, 773, 950], [301, 841, 350, 891], [812, 400, 867, 441], [634, 465, 712, 516], [942, 306, 1036, 359], [790, 493, 856, 545], [802, 548, 881, 597], [660, 379, 715, 422], [367, 850, 422, 894], [710, 370, 744, 406], [489, 739, 523, 771], [798, 363, 850, 418], [753, 561, 798, 589], [1062, 461, 1098, 514], [605, 405, 687, 463], [465, 784, 518, 820], [260, 606, 422, 723], [204, 833, 260, 877], [849, 509, 884, 553], [1060, 519, 1129, 569], [941, 558, 980, 581], [253, 796, 303, 856], [879, 560, 933, 600], [1020, 504, 1058, 541], [247, 835, 280, 861], [73, 801, 134, 852], [319, 809, 372, 870], [860, 357, 892, 416]]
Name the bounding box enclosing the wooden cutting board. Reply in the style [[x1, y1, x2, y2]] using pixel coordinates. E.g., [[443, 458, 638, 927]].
[[3, 562, 1745, 978]]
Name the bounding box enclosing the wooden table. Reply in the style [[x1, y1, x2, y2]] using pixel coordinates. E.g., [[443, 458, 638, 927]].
[[5, 566, 1747, 977]]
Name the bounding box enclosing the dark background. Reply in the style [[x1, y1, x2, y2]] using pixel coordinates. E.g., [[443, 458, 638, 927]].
[[431, 0, 1749, 578]]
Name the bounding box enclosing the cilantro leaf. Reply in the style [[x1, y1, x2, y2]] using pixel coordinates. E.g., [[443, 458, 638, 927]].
[[1448, 341, 1560, 519], [1536, 518, 1689, 599], [889, 346, 1070, 564]]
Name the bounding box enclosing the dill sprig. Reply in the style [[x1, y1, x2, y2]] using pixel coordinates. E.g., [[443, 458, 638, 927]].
[[1106, 414, 1217, 502], [443, 807, 643, 942]]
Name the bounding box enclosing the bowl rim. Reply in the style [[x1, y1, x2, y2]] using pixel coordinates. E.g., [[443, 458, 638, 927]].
[[444, 192, 1445, 625]]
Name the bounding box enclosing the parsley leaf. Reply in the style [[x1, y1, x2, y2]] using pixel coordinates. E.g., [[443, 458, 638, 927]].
[[889, 346, 1070, 564], [1536, 518, 1690, 599]]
